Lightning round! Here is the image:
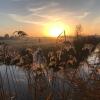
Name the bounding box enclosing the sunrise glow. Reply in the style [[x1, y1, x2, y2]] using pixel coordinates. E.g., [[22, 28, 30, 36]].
[[49, 25, 64, 37], [44, 22, 71, 37]]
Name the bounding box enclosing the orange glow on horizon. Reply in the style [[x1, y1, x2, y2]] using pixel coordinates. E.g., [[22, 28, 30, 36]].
[[44, 22, 71, 37]]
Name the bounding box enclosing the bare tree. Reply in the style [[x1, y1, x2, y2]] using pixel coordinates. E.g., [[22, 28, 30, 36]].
[[75, 24, 82, 38]]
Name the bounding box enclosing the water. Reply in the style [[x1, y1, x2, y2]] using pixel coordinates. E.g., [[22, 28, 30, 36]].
[[0, 65, 72, 100], [0, 47, 99, 100], [0, 65, 32, 100]]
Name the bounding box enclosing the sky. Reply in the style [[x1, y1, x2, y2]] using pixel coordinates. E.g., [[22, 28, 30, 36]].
[[0, 0, 100, 36]]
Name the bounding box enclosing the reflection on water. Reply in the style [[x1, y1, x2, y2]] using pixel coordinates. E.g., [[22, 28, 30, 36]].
[[0, 47, 100, 100], [0, 65, 31, 100], [0, 65, 73, 100], [0, 63, 99, 100]]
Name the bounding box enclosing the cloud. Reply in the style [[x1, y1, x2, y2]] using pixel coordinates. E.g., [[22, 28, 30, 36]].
[[8, 14, 46, 25], [1, 0, 100, 35], [76, 12, 90, 19], [29, 6, 47, 12], [8, 2, 62, 25], [8, 0, 97, 27], [29, 2, 59, 13], [8, 12, 62, 25]]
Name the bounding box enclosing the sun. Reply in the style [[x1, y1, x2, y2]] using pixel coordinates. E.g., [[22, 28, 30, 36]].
[[44, 22, 65, 37], [49, 25, 64, 37], [44, 22, 70, 37]]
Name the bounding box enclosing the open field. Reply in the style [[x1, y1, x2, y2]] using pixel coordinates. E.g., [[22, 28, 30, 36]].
[[0, 37, 57, 48]]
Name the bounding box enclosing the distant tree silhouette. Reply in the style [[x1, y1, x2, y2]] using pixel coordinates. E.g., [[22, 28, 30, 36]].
[[4, 34, 9, 39], [75, 24, 82, 38], [13, 31, 27, 38]]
